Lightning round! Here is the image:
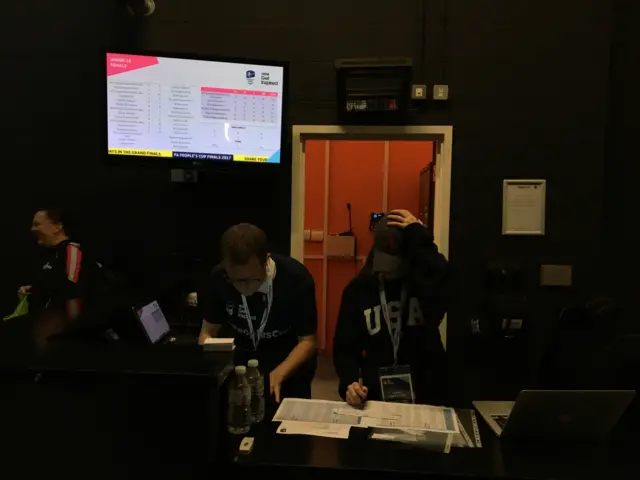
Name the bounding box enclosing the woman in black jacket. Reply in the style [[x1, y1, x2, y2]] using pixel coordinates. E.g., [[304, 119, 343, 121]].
[[333, 209, 451, 406]]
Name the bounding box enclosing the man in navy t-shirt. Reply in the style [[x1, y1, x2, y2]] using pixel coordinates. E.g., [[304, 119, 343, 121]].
[[199, 223, 317, 403]]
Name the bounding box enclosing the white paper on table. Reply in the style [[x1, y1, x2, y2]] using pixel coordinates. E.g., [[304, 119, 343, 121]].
[[276, 421, 352, 439], [274, 398, 458, 434], [273, 398, 363, 425], [371, 429, 421, 442], [354, 401, 459, 433], [371, 429, 454, 453]]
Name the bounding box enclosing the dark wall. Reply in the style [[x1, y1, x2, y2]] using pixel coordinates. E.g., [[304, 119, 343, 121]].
[[603, 0, 640, 331], [1, 0, 622, 401], [443, 1, 611, 399]]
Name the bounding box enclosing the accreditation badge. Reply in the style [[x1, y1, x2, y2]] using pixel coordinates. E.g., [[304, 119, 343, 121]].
[[379, 365, 415, 404]]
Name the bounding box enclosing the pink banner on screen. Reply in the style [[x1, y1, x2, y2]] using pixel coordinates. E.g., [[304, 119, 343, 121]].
[[201, 86, 279, 97], [107, 53, 159, 76]]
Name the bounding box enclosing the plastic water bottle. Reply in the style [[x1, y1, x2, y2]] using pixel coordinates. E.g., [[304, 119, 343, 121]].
[[227, 365, 251, 434], [246, 359, 265, 423]]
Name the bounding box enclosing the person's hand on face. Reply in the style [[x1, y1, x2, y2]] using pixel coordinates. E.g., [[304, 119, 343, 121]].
[[386, 209, 422, 228], [346, 381, 368, 408]]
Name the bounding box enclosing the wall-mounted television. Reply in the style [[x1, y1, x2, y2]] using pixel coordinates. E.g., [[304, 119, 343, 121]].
[[105, 51, 287, 167]]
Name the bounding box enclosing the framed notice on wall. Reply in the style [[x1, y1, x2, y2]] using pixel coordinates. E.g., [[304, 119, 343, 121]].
[[502, 179, 546, 235]]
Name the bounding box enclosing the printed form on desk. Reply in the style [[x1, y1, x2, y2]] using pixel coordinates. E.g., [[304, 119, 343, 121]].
[[273, 398, 459, 437], [276, 421, 352, 439]]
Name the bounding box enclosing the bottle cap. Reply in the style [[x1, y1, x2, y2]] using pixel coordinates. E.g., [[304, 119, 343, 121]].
[[248, 359, 259, 368], [235, 365, 246, 374]]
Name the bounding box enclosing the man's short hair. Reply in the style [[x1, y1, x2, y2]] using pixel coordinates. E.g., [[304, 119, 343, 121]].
[[39, 207, 71, 235], [220, 223, 268, 265], [40, 207, 67, 227]]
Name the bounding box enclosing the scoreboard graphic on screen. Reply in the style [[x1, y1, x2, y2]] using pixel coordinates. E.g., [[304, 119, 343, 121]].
[[106, 53, 284, 164]]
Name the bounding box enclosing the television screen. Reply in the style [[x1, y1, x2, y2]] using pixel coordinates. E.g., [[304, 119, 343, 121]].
[[106, 52, 284, 164]]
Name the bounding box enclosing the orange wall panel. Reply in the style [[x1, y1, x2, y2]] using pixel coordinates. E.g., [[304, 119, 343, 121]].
[[328, 141, 385, 256], [387, 141, 433, 215], [303, 141, 326, 347], [302, 139, 433, 353], [303, 140, 326, 257], [324, 141, 385, 352]]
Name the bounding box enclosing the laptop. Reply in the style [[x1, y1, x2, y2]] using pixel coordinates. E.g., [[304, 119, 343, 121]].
[[133, 300, 195, 345], [473, 390, 635, 441]]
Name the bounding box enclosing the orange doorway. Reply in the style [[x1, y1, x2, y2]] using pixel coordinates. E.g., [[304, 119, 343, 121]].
[[302, 140, 435, 354]]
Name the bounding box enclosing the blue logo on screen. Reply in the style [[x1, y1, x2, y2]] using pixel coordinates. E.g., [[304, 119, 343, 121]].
[[246, 70, 256, 85]]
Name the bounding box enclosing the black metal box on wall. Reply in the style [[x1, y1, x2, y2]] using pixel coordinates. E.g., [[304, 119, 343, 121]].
[[335, 58, 412, 125]]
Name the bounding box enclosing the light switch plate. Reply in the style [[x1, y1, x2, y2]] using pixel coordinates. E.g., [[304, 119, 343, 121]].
[[433, 84, 449, 100], [411, 84, 427, 100]]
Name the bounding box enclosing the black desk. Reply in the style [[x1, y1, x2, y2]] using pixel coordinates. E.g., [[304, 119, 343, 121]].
[[0, 311, 233, 383], [0, 313, 234, 477], [233, 418, 640, 480]]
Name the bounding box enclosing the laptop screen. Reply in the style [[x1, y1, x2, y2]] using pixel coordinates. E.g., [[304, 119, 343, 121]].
[[135, 301, 170, 344]]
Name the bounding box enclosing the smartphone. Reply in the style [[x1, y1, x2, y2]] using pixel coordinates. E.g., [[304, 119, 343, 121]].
[[370, 212, 385, 231]]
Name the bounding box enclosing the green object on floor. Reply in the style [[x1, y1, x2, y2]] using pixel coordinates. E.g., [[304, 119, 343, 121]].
[[3, 295, 29, 321]]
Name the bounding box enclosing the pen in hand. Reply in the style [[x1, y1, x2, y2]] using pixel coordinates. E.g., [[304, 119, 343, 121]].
[[346, 380, 368, 408]]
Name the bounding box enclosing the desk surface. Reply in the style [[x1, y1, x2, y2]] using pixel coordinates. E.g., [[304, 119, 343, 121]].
[[0, 312, 232, 475], [0, 312, 232, 380], [234, 420, 640, 480]]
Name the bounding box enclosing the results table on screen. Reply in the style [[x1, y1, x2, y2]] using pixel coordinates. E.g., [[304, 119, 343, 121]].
[[108, 83, 280, 161]]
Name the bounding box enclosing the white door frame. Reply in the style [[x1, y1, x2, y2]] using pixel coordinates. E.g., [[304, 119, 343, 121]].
[[290, 125, 454, 348]]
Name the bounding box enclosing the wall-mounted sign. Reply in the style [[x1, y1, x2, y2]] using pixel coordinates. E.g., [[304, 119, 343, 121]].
[[502, 179, 546, 235]]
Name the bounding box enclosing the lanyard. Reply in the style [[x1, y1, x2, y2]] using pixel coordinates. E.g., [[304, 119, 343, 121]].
[[241, 277, 273, 350], [378, 276, 407, 366]]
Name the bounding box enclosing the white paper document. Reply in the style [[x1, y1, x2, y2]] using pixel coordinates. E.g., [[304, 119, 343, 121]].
[[371, 428, 422, 442], [273, 398, 458, 434], [502, 179, 546, 235], [370, 428, 454, 453], [277, 421, 352, 439], [273, 398, 362, 425], [352, 401, 458, 433]]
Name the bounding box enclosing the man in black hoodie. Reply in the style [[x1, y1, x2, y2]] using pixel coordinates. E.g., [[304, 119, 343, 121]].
[[333, 209, 451, 406]]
